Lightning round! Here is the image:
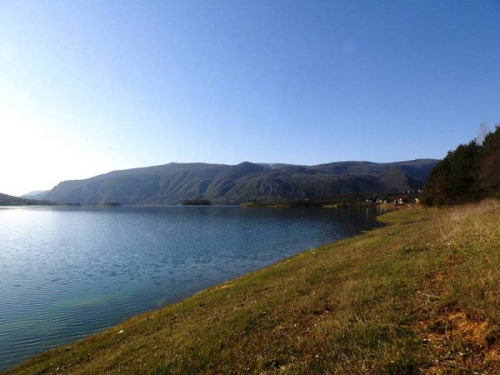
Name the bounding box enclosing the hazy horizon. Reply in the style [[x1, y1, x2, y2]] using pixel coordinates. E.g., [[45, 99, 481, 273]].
[[1, 0, 499, 196]]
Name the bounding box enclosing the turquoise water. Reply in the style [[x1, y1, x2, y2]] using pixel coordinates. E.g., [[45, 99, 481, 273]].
[[0, 205, 383, 371]]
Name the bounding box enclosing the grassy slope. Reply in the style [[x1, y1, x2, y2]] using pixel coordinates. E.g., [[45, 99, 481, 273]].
[[7, 202, 500, 374]]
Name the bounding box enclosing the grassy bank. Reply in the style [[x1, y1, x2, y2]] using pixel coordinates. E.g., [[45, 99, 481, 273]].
[[7, 201, 500, 374]]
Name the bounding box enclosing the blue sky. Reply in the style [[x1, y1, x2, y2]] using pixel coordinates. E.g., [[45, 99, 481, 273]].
[[1, 0, 499, 195]]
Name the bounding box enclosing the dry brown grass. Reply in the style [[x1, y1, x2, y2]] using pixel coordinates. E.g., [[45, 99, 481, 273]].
[[439, 199, 500, 249]]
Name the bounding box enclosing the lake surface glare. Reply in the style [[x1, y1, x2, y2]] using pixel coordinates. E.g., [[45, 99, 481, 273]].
[[0, 205, 384, 371]]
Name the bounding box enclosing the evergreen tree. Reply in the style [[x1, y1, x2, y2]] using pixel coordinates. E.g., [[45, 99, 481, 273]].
[[423, 140, 482, 205], [478, 126, 500, 196]]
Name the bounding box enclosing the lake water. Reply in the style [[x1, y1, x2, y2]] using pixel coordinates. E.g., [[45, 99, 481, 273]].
[[0, 205, 384, 371]]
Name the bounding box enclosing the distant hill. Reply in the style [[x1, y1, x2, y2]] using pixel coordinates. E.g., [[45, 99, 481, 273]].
[[256, 163, 304, 170], [0, 193, 54, 206], [21, 190, 48, 198], [311, 159, 439, 181], [37, 159, 439, 205]]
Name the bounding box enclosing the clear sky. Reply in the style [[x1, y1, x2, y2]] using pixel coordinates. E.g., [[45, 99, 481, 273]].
[[1, 0, 499, 196]]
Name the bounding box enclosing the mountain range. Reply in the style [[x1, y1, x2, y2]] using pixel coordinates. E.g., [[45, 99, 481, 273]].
[[32, 159, 439, 205]]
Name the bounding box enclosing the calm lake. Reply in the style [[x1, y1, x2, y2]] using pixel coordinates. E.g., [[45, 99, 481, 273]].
[[0, 205, 384, 371]]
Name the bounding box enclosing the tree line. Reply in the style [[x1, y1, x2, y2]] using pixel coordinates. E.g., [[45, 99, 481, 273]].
[[423, 125, 500, 206]]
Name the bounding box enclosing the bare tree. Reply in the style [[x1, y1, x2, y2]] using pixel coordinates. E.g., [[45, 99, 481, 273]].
[[476, 121, 490, 144]]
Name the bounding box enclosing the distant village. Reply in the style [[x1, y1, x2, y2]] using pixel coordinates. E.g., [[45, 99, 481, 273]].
[[363, 190, 423, 205]]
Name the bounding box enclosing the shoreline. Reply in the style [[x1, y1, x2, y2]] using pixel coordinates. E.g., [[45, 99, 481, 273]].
[[4, 207, 404, 374], [7, 202, 500, 374], [0, 205, 383, 372]]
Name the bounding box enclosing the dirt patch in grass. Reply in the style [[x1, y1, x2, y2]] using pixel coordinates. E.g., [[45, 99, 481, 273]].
[[417, 302, 500, 374]]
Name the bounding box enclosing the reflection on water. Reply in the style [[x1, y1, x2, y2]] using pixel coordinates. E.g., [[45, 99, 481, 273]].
[[0, 205, 384, 371]]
